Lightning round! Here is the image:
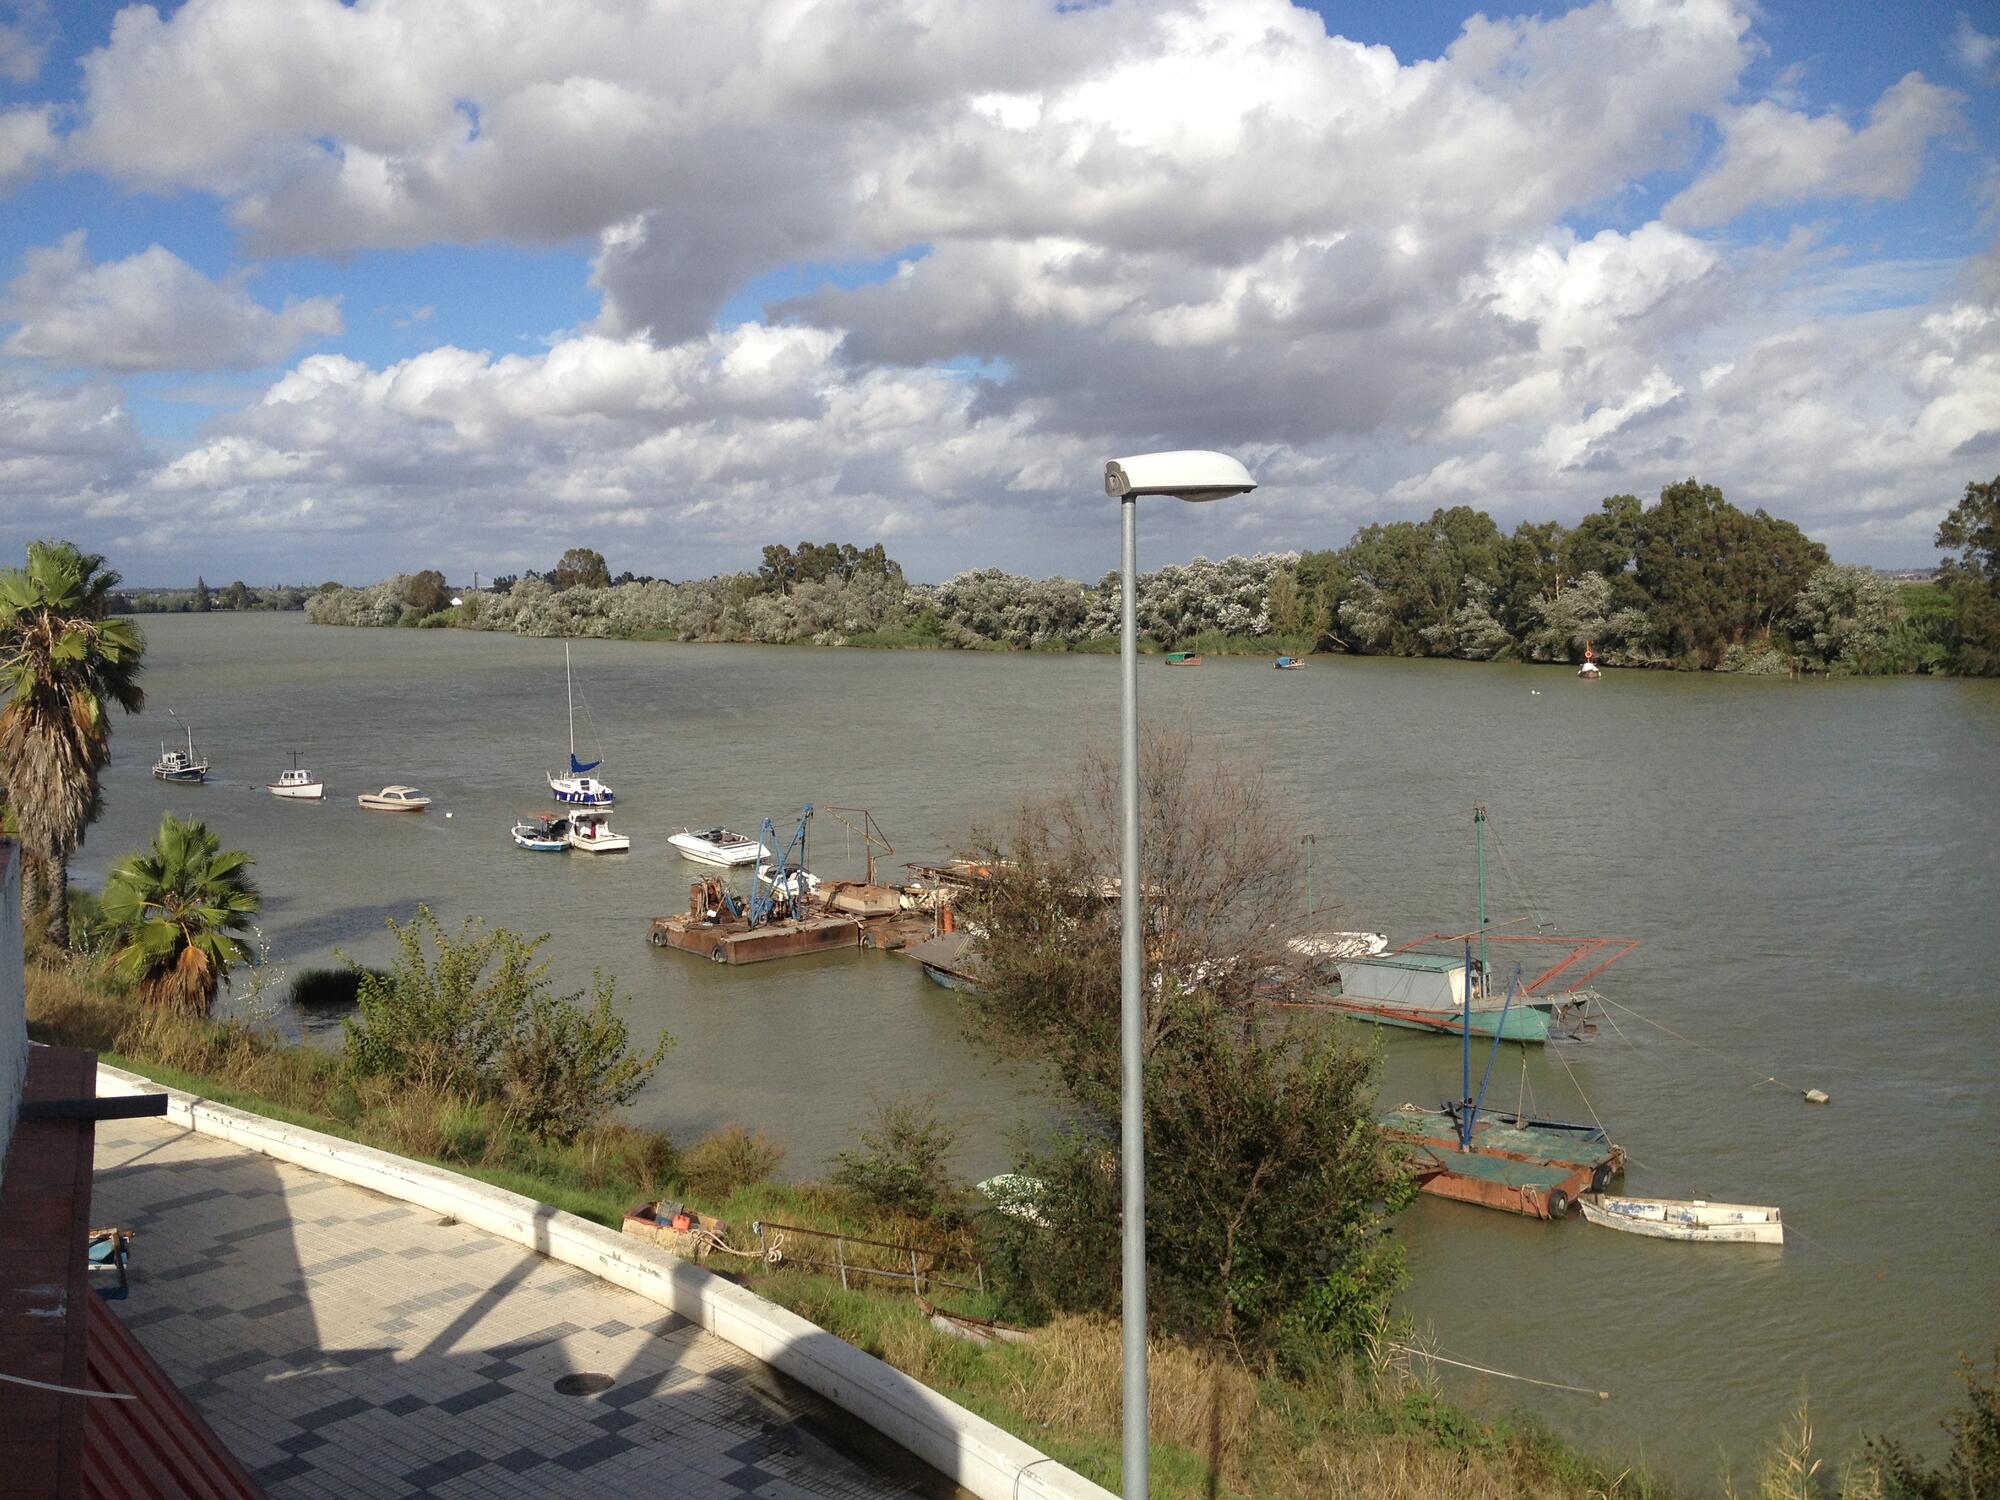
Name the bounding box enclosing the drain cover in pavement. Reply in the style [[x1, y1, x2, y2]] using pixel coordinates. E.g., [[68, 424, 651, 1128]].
[[554, 1373, 615, 1396]]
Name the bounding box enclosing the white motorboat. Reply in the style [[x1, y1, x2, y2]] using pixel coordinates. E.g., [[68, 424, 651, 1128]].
[[754, 861, 818, 901], [1286, 930, 1389, 961], [512, 811, 569, 850], [668, 827, 766, 867], [548, 642, 615, 806], [567, 810, 630, 854], [359, 785, 431, 812], [1578, 1194, 1783, 1245], [152, 720, 209, 783], [268, 753, 323, 800]]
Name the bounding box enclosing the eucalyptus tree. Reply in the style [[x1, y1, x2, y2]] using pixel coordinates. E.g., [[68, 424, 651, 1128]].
[[100, 814, 260, 1017], [0, 541, 145, 946]]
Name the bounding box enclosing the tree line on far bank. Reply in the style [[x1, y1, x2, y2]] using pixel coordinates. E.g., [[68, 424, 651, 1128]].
[[290, 474, 2000, 676]]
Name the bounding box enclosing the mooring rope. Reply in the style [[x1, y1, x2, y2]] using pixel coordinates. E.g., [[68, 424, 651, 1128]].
[[1597, 995, 1824, 1100], [1393, 1344, 1609, 1399]]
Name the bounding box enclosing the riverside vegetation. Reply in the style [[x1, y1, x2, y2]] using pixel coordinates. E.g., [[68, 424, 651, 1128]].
[[301, 475, 2000, 677], [23, 890, 1997, 1498]]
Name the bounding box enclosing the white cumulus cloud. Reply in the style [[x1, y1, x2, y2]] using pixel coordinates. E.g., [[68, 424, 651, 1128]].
[[1, 234, 344, 372], [1665, 73, 1963, 226]]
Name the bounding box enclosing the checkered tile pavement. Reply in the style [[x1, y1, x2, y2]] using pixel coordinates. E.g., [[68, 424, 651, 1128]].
[[92, 1119, 950, 1500]]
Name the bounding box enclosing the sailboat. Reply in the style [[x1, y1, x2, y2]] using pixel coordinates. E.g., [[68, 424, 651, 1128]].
[[1375, 807, 1627, 1219], [547, 642, 615, 806]]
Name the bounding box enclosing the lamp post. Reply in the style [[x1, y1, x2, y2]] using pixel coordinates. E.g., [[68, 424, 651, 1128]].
[[1101, 450, 1257, 1498]]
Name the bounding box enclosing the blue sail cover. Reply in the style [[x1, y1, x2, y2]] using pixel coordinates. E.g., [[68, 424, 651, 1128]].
[[570, 753, 602, 774]]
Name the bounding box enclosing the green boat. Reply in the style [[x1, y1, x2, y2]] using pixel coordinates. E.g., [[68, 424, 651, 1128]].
[[1163, 650, 1202, 665]]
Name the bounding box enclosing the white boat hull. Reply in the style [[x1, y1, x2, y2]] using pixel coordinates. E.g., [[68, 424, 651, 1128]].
[[268, 782, 324, 800], [669, 831, 765, 867], [1578, 1194, 1782, 1244], [570, 830, 631, 854]]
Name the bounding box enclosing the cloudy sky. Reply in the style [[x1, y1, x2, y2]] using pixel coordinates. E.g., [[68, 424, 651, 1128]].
[[0, 0, 1994, 585]]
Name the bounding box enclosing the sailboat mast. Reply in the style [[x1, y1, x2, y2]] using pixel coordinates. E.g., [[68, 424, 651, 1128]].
[[565, 642, 576, 758]]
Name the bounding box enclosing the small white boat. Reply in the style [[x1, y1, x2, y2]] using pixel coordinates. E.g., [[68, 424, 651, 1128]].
[[755, 861, 818, 900], [152, 721, 210, 783], [1287, 930, 1389, 961], [1578, 658, 1602, 679], [512, 811, 569, 851], [669, 827, 766, 867], [359, 785, 431, 812], [268, 755, 323, 800], [1578, 1194, 1783, 1245], [567, 810, 630, 854]]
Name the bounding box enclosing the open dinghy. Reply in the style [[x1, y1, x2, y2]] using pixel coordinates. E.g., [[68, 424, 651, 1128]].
[[1578, 1194, 1783, 1245]]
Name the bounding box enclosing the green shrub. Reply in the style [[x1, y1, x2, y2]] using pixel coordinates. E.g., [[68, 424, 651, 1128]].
[[499, 977, 675, 1144], [828, 1095, 965, 1226], [1864, 1345, 2000, 1500], [343, 908, 541, 1096], [343, 906, 673, 1144], [682, 1124, 783, 1199]]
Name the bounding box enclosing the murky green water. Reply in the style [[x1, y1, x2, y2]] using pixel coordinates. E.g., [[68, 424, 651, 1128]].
[[77, 613, 1999, 1485]]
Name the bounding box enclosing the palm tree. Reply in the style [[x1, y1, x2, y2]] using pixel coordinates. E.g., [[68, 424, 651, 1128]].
[[0, 541, 144, 946], [100, 814, 259, 1017]]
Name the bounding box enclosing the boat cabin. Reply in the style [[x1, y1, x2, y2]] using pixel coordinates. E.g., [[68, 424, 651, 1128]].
[[1338, 951, 1485, 1008]]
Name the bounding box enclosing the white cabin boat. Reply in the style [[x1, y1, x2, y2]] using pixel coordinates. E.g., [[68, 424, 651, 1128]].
[[267, 756, 324, 800], [1578, 658, 1602, 679], [669, 827, 766, 867], [512, 812, 569, 850], [359, 785, 431, 812], [567, 810, 630, 854], [1578, 1194, 1782, 1245], [755, 861, 818, 900], [152, 723, 209, 783]]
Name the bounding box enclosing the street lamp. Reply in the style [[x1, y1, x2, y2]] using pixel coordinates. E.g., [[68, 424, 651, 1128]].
[[1101, 450, 1256, 1498]]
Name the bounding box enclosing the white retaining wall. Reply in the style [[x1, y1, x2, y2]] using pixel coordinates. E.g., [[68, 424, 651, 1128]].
[[0, 844, 25, 1190], [94, 1061, 1113, 1500]]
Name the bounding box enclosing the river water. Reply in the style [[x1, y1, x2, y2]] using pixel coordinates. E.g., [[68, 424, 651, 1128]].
[[75, 612, 1999, 1485]]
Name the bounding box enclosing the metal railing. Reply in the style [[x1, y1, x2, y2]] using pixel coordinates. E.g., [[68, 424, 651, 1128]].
[[750, 1219, 984, 1297]]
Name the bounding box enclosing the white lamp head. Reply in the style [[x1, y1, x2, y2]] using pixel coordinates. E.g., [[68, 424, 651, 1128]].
[[1104, 450, 1257, 502]]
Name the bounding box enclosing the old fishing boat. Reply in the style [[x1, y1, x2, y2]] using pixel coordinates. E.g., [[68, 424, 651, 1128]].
[[567, 809, 630, 854], [152, 720, 209, 783], [548, 643, 615, 806], [1305, 810, 1631, 1043], [511, 811, 569, 850], [669, 827, 766, 867], [1375, 807, 1626, 1219], [359, 785, 430, 812], [267, 751, 323, 800], [1578, 1194, 1783, 1245]]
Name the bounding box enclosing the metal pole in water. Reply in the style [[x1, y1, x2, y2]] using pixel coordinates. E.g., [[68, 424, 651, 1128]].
[[1118, 492, 1149, 1499]]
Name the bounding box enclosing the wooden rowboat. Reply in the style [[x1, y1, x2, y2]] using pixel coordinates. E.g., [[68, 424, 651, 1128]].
[[1578, 1193, 1782, 1245]]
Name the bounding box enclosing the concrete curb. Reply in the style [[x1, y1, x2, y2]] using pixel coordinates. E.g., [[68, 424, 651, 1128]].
[[94, 1062, 1114, 1500]]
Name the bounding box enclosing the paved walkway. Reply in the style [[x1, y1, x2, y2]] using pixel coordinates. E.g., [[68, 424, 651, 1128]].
[[92, 1118, 951, 1500]]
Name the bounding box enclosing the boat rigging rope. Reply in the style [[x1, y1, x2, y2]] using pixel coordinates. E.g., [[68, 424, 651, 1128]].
[[1483, 818, 1553, 934], [1596, 995, 1824, 1100], [1392, 1344, 1609, 1400]]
